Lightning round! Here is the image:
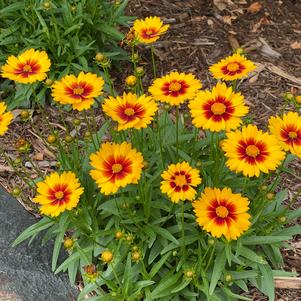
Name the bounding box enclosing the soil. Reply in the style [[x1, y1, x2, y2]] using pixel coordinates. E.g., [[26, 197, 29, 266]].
[[1, 0, 301, 300]]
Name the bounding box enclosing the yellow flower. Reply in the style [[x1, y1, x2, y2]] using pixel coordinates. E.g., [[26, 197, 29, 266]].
[[149, 72, 202, 106], [0, 102, 13, 136], [1, 48, 51, 84], [90, 142, 144, 195], [209, 53, 256, 81], [102, 92, 158, 131], [222, 125, 285, 177], [33, 171, 84, 217], [51, 72, 104, 111], [133, 16, 169, 44], [189, 82, 249, 132], [160, 161, 202, 203], [193, 187, 251, 240], [268, 112, 301, 157]]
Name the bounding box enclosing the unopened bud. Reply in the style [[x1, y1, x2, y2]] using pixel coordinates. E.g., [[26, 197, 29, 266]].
[[95, 52, 105, 63], [65, 135, 73, 143], [47, 134, 56, 144], [63, 237, 74, 250], [225, 274, 232, 282], [20, 110, 30, 120], [12, 187, 21, 197], [266, 192, 275, 201], [283, 92, 295, 102], [45, 79, 53, 86], [72, 118, 81, 126], [208, 238, 215, 246], [185, 270, 195, 278], [13, 157, 22, 166], [295, 95, 301, 104], [135, 66, 144, 77], [100, 250, 113, 263], [235, 48, 244, 55], [260, 185, 268, 191], [131, 53, 139, 63], [43, 1, 51, 9], [131, 250, 141, 262], [196, 161, 202, 167], [278, 216, 286, 223], [115, 230, 123, 239], [125, 75, 137, 87], [164, 104, 170, 111]]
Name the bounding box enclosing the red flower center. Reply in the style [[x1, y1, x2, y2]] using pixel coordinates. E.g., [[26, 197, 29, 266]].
[[0, 116, 3, 123], [221, 61, 245, 76], [141, 27, 158, 39], [237, 138, 268, 164], [280, 125, 301, 146], [15, 60, 41, 78], [170, 170, 192, 192], [216, 206, 229, 218], [65, 82, 94, 99], [49, 184, 71, 206], [211, 102, 226, 115], [103, 155, 132, 182], [162, 80, 189, 97], [117, 103, 145, 122]]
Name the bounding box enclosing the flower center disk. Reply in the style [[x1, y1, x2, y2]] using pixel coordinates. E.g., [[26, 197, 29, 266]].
[[288, 131, 297, 139], [73, 87, 84, 95], [175, 175, 187, 187], [23, 64, 32, 72], [227, 62, 240, 72], [169, 82, 182, 92], [124, 108, 135, 116], [216, 206, 229, 218], [211, 102, 226, 115], [112, 163, 123, 173], [54, 191, 64, 200], [146, 29, 154, 36], [246, 145, 260, 158]]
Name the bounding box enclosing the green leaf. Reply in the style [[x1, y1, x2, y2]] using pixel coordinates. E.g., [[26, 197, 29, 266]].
[[149, 251, 171, 278], [241, 235, 291, 245], [170, 279, 191, 293], [209, 247, 226, 295], [222, 287, 251, 301], [149, 224, 179, 245], [123, 253, 132, 298], [12, 217, 55, 247], [239, 247, 267, 264], [259, 264, 275, 301]]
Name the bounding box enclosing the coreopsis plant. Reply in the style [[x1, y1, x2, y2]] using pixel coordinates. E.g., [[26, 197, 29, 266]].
[[2, 16, 300, 301]]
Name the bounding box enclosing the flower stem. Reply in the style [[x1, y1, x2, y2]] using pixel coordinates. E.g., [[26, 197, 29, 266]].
[[176, 106, 179, 161], [150, 45, 157, 79], [83, 110, 98, 150]]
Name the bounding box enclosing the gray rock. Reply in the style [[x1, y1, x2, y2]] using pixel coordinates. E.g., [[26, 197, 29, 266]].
[[0, 188, 78, 301]]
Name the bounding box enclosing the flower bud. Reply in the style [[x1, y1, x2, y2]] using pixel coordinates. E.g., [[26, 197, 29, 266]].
[[142, 160, 148, 170], [95, 52, 106, 63], [12, 187, 21, 197], [164, 104, 170, 111], [45, 78, 53, 86], [172, 251, 177, 256], [20, 110, 30, 121], [260, 185, 268, 191], [115, 230, 123, 240], [63, 237, 75, 250], [65, 135, 73, 143], [185, 270, 195, 278], [266, 192, 275, 201], [283, 92, 295, 102], [72, 118, 81, 126], [71, 5, 76, 11], [13, 157, 22, 166], [47, 134, 56, 144], [84, 131, 91, 139], [132, 245, 139, 252], [43, 1, 51, 9], [225, 274, 232, 282], [278, 216, 286, 223], [295, 95, 301, 104], [125, 75, 137, 87], [131, 250, 141, 262], [196, 161, 202, 167], [101, 250, 113, 264], [131, 53, 139, 63], [125, 233, 134, 243], [135, 66, 144, 77], [208, 238, 215, 246], [235, 48, 244, 55], [83, 264, 99, 282]]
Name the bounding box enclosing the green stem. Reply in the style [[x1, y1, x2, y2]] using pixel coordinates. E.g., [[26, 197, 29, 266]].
[[90, 109, 101, 147], [83, 110, 98, 150], [111, 264, 122, 287], [204, 245, 215, 272], [150, 45, 157, 79], [175, 106, 179, 161], [103, 66, 114, 96], [181, 202, 185, 258], [157, 112, 165, 169]]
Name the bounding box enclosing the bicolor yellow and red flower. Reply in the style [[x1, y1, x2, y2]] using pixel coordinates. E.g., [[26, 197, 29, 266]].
[[90, 142, 144, 195], [149, 72, 202, 106], [193, 187, 250, 240], [209, 53, 256, 81], [133, 16, 169, 44], [33, 171, 84, 217], [269, 112, 301, 158], [160, 161, 202, 203], [102, 92, 158, 131], [51, 72, 104, 111], [189, 82, 249, 132], [222, 125, 285, 177], [0, 102, 13, 136], [1, 48, 51, 84]]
